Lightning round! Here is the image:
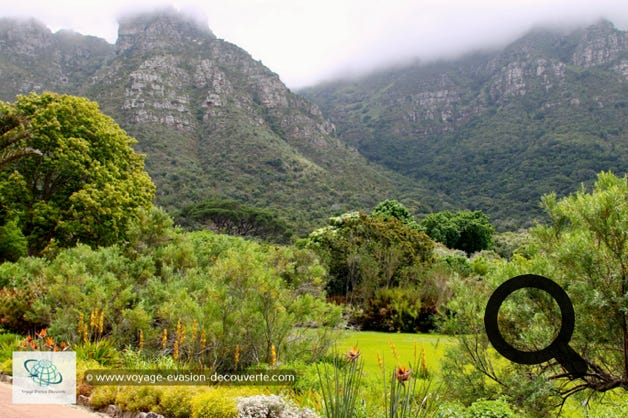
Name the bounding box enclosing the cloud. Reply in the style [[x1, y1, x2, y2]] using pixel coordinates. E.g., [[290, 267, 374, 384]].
[[0, 0, 626, 88]]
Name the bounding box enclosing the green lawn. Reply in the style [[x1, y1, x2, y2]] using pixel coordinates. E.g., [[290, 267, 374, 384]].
[[335, 331, 455, 379], [333, 331, 628, 417]]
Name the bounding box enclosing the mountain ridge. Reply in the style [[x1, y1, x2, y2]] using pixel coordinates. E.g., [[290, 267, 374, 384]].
[[1, 12, 626, 233], [303, 18, 628, 229], [0, 10, 442, 236]]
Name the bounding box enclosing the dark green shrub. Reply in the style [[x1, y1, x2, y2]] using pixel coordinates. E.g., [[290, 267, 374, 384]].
[[464, 398, 516, 418], [356, 287, 430, 332]]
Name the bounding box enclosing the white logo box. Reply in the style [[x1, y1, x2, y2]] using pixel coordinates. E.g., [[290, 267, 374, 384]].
[[12, 351, 76, 404]]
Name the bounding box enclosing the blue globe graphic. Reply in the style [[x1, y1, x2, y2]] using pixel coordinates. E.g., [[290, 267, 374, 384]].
[[24, 359, 63, 386]]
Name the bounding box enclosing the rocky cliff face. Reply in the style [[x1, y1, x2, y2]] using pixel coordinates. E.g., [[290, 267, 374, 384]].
[[572, 20, 628, 67], [0, 10, 412, 234], [0, 18, 114, 98]]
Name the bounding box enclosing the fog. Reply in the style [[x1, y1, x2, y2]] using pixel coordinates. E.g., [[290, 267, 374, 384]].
[[1, 0, 627, 88]]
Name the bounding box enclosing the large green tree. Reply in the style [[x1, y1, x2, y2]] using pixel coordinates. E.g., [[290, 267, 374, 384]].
[[441, 172, 628, 414], [420, 210, 494, 254], [0, 93, 155, 256], [305, 211, 434, 302], [0, 113, 37, 261]]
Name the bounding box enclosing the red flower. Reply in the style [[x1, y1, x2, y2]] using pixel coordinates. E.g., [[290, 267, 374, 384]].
[[395, 366, 411, 383]]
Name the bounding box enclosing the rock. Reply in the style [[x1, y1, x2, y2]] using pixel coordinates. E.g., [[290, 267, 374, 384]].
[[77, 394, 90, 406], [572, 20, 628, 68], [106, 404, 121, 418]]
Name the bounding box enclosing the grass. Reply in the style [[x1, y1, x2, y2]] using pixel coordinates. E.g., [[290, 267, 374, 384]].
[[335, 331, 628, 417], [336, 331, 455, 380]]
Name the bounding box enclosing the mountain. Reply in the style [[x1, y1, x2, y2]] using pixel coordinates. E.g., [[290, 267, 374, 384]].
[[303, 20, 628, 230], [0, 11, 442, 236], [2, 13, 626, 234]]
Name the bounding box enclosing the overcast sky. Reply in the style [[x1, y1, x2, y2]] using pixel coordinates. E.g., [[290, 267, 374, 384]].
[[1, 1, 627, 88]]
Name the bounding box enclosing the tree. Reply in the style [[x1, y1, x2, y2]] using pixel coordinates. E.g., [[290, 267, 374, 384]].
[[371, 199, 414, 225], [441, 172, 628, 414], [0, 93, 155, 255], [420, 210, 494, 254], [304, 212, 434, 303], [534, 171, 628, 395], [177, 199, 293, 243], [0, 112, 39, 170], [0, 112, 38, 261]]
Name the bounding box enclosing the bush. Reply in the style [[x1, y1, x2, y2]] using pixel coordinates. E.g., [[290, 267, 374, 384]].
[[0, 332, 20, 363], [159, 386, 206, 418], [191, 388, 260, 418], [89, 385, 121, 409], [76, 359, 101, 398], [0, 284, 48, 334], [0, 218, 27, 262], [434, 401, 466, 418], [356, 287, 430, 332], [0, 358, 11, 375], [114, 385, 162, 412], [73, 339, 121, 367], [464, 398, 516, 418]]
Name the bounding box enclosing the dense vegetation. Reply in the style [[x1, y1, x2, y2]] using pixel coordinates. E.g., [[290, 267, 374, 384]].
[[2, 93, 628, 416], [0, 208, 340, 368]]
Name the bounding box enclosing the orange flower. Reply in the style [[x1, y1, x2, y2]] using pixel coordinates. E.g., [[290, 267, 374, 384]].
[[54, 345, 60, 352], [346, 346, 361, 362], [26, 335, 33, 342], [36, 328, 47, 338], [60, 342, 68, 350], [45, 337, 54, 347], [395, 366, 411, 383], [200, 330, 207, 350], [138, 329, 144, 351], [29, 340, 38, 350], [20, 340, 27, 348]]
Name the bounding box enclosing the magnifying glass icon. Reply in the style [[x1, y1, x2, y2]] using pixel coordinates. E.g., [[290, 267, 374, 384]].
[[484, 274, 588, 378]]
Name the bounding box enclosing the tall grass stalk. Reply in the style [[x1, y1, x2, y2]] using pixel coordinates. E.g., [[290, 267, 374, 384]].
[[316, 347, 364, 418]]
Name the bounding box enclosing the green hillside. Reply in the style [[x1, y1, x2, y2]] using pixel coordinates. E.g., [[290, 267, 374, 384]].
[[0, 11, 444, 236], [304, 20, 628, 229]]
